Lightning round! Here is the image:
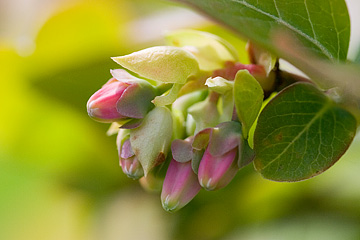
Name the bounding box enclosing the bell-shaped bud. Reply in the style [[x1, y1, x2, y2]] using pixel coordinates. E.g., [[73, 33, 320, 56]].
[[192, 121, 254, 191], [116, 129, 144, 180], [87, 69, 156, 123], [161, 138, 201, 212], [87, 78, 129, 122], [119, 139, 144, 180], [161, 159, 201, 212], [198, 146, 238, 191]]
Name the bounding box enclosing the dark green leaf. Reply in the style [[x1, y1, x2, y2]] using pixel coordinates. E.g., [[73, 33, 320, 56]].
[[174, 0, 350, 61], [254, 83, 356, 181]]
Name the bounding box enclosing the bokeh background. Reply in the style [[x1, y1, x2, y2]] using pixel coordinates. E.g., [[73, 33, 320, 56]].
[[0, 0, 360, 239]]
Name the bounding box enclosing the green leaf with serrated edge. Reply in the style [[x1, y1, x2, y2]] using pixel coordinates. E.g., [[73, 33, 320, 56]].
[[173, 0, 350, 61], [234, 70, 264, 139], [112, 46, 199, 84], [165, 29, 238, 71], [254, 83, 357, 182], [130, 107, 173, 176]]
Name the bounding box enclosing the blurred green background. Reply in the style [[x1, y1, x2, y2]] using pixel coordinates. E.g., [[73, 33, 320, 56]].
[[1, 0, 360, 239]]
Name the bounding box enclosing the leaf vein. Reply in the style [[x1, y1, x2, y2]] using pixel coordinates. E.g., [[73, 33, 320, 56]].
[[261, 101, 331, 170], [304, 0, 316, 40]]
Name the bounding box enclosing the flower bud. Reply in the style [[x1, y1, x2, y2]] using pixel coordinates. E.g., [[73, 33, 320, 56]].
[[119, 139, 144, 180], [87, 69, 156, 123], [198, 146, 238, 191], [87, 78, 129, 122], [161, 159, 201, 212], [192, 121, 254, 191]]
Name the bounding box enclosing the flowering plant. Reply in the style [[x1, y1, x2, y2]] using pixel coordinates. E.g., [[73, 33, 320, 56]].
[[87, 24, 358, 211]]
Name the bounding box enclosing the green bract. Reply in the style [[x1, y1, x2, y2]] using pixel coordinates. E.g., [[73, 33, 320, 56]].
[[234, 70, 264, 139], [130, 106, 173, 176], [112, 46, 200, 84]]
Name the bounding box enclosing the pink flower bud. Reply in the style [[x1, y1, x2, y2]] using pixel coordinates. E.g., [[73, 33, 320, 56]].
[[161, 159, 201, 212], [87, 78, 129, 122], [87, 69, 156, 123], [192, 121, 254, 191], [198, 146, 238, 191], [119, 139, 144, 180]]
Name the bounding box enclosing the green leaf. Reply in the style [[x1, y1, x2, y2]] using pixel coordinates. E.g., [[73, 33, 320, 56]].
[[254, 83, 357, 181], [112, 46, 199, 84], [234, 70, 264, 139], [174, 0, 350, 61]]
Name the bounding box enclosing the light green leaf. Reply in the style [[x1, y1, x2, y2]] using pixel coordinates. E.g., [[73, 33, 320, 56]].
[[130, 107, 173, 176], [112, 46, 199, 84], [234, 70, 264, 139], [174, 0, 350, 61], [254, 83, 357, 181]]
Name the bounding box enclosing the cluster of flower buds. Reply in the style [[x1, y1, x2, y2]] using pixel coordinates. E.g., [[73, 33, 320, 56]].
[[87, 30, 276, 212]]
